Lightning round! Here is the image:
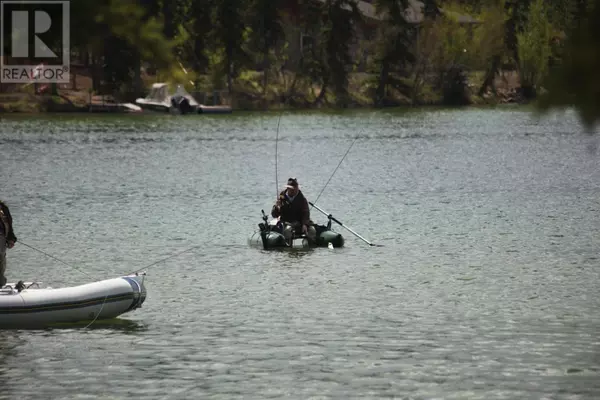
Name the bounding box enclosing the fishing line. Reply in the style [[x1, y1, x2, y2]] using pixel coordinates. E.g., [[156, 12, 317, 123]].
[[129, 240, 254, 276], [18, 241, 95, 280], [128, 244, 203, 275], [95, 243, 204, 327], [311, 137, 357, 208]]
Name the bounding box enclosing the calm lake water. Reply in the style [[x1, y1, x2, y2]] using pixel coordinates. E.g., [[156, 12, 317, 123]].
[[0, 107, 599, 399]]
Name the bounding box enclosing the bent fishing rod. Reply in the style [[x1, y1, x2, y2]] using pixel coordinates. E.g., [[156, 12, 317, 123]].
[[307, 135, 382, 247], [311, 136, 357, 207], [275, 112, 282, 198]]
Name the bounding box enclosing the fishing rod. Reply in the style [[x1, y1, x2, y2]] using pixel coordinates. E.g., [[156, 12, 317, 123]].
[[311, 137, 357, 208], [309, 202, 382, 247], [275, 113, 282, 198], [306, 133, 381, 247]]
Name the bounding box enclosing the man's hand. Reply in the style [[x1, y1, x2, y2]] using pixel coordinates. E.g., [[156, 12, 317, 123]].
[[7, 240, 14, 249], [302, 224, 308, 234]]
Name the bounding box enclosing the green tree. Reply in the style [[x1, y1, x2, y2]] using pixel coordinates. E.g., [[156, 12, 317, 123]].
[[319, 0, 362, 107], [178, 0, 212, 76], [292, 0, 329, 105], [423, 0, 441, 18], [212, 0, 249, 94], [516, 0, 551, 98], [249, 0, 285, 102], [504, 0, 531, 66], [472, 0, 508, 96], [544, 0, 575, 33], [373, 0, 415, 106], [102, 0, 176, 96], [413, 8, 473, 105]]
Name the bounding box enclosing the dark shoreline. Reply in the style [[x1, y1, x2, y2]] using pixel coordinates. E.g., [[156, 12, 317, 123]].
[[0, 94, 528, 115]]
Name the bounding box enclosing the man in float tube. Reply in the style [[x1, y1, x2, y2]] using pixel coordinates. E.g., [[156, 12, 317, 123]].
[[271, 178, 317, 244], [0, 200, 17, 287]]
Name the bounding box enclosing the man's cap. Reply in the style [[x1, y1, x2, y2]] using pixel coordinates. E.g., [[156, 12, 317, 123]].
[[286, 177, 298, 189]]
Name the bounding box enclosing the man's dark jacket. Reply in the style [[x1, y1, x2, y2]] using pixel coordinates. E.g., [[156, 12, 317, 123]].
[[0, 201, 17, 244], [271, 190, 312, 226]]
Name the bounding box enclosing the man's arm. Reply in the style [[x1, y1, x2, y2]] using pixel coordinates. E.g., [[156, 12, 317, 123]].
[[301, 197, 311, 226], [271, 203, 280, 218], [271, 194, 283, 218]]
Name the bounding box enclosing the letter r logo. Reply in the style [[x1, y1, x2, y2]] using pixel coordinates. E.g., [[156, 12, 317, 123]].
[[11, 10, 57, 58]]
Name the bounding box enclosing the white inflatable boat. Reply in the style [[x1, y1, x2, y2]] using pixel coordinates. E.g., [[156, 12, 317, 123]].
[[0, 273, 147, 328]]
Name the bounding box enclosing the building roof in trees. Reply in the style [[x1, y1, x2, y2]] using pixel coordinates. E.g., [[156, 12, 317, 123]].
[[313, 0, 479, 25], [438, 7, 481, 24]]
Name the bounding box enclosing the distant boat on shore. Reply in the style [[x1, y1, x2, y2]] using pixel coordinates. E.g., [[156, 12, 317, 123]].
[[136, 83, 232, 115], [135, 83, 199, 115]]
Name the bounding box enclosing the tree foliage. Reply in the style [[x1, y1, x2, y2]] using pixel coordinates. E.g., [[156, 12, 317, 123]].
[[516, 0, 552, 97], [8, 0, 597, 124], [320, 0, 363, 106], [373, 0, 415, 106]]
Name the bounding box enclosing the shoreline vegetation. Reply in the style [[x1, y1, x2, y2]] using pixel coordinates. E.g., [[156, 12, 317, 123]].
[[0, 69, 526, 114], [0, 0, 598, 128]]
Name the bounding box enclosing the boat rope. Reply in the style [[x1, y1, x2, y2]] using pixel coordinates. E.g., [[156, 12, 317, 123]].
[[85, 268, 147, 329], [275, 112, 282, 198], [18, 240, 95, 280], [311, 137, 357, 209], [84, 294, 108, 329]]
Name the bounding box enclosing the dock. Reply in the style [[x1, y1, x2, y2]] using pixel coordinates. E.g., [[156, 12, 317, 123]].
[[89, 102, 142, 113], [198, 104, 232, 114]]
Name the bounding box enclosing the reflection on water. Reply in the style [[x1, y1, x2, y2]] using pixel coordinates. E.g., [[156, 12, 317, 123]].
[[0, 318, 147, 333], [45, 318, 148, 333], [270, 248, 316, 259], [0, 333, 26, 394], [0, 108, 599, 399]]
